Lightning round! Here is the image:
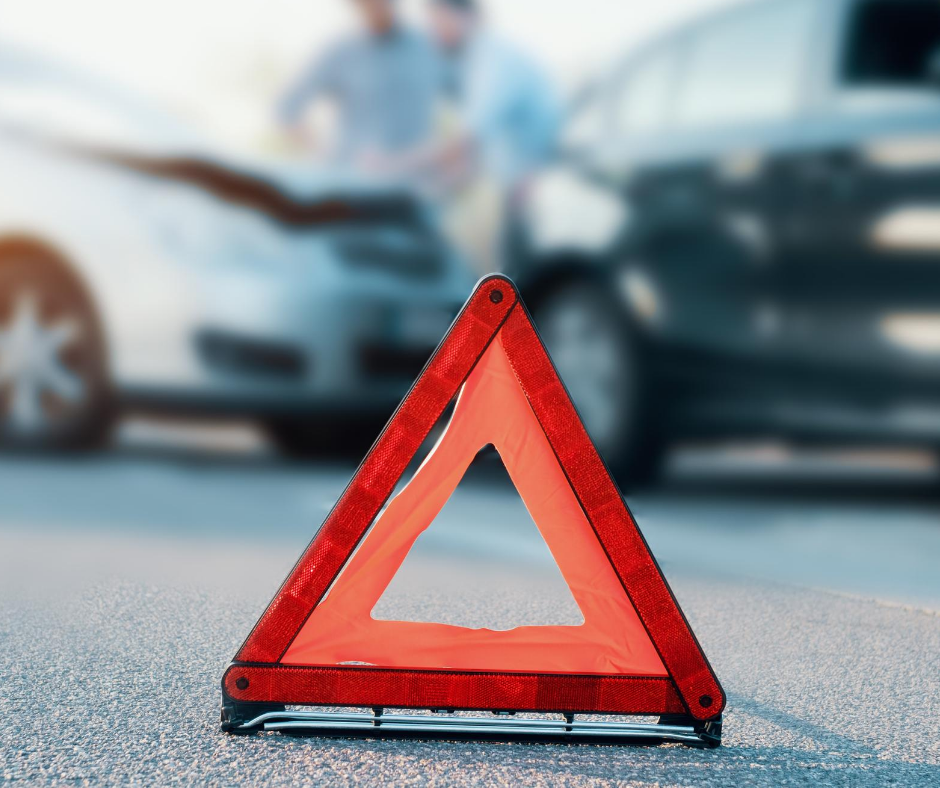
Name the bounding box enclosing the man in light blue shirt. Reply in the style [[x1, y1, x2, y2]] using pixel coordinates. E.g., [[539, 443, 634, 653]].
[[278, 0, 442, 164], [427, 0, 561, 188]]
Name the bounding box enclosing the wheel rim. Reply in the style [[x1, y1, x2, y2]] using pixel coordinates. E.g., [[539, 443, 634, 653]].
[[0, 287, 88, 438], [535, 288, 633, 458]]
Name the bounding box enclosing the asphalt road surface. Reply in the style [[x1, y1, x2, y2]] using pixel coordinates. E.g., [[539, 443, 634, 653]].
[[1, 430, 939, 786]]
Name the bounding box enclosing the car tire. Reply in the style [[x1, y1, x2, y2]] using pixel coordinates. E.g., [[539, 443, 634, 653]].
[[530, 279, 665, 490], [0, 249, 114, 451]]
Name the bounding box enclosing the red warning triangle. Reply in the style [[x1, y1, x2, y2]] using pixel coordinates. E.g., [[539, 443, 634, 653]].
[[223, 276, 724, 724]]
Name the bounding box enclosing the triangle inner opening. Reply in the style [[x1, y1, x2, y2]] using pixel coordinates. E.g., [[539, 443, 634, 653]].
[[371, 445, 585, 630], [280, 336, 667, 676]]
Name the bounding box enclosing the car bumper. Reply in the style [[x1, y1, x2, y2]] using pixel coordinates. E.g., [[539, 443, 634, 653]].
[[110, 264, 470, 417]]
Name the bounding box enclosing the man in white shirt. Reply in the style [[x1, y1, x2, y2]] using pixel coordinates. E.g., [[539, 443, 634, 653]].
[[380, 0, 559, 271], [427, 0, 561, 188]]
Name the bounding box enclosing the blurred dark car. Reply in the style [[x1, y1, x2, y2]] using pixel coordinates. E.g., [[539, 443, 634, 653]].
[[507, 0, 940, 485]]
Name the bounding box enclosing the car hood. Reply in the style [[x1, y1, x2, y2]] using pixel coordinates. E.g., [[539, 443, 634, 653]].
[[98, 149, 427, 229], [0, 41, 424, 227]]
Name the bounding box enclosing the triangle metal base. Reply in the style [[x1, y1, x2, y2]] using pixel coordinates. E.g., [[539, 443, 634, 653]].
[[221, 702, 722, 748]]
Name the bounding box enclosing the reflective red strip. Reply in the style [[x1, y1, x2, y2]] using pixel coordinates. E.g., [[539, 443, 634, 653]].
[[499, 304, 725, 721], [224, 665, 686, 715], [236, 278, 516, 664]]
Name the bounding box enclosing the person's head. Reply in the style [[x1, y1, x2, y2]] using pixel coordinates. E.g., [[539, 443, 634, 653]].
[[351, 0, 398, 35], [428, 0, 479, 50]]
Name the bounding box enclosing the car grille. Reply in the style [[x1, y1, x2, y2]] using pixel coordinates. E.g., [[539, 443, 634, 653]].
[[197, 330, 306, 381]]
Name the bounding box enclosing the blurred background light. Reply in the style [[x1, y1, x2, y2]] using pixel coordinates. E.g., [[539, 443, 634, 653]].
[[871, 206, 940, 251], [882, 313, 940, 354]]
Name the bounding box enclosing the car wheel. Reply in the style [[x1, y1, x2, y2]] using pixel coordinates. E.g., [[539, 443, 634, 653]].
[[0, 252, 114, 451], [531, 280, 664, 489]]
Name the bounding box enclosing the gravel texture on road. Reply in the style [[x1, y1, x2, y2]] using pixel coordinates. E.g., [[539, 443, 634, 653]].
[[2, 523, 938, 787]]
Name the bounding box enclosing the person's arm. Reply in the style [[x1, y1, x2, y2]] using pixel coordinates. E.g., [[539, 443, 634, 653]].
[[356, 133, 478, 197], [430, 40, 505, 190], [276, 45, 343, 149]]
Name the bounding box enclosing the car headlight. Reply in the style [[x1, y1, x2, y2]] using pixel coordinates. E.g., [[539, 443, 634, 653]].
[[524, 166, 629, 255]]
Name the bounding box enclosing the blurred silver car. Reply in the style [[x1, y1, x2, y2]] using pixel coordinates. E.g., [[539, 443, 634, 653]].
[[0, 46, 472, 453]]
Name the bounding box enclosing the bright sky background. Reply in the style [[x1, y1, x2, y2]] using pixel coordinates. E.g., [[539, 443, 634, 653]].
[[1, 0, 743, 151]]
